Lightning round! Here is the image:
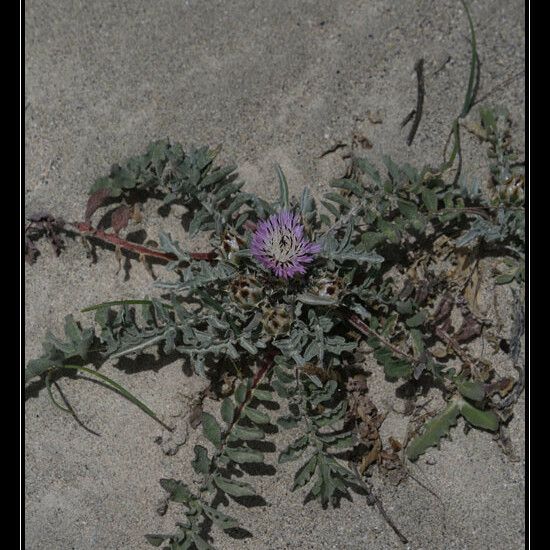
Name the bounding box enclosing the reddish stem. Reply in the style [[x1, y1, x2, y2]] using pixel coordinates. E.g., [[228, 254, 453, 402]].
[[69, 221, 217, 262], [223, 349, 277, 447], [348, 314, 417, 363]]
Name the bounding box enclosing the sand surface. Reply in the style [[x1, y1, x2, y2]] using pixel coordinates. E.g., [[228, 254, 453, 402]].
[[25, 1, 525, 548]]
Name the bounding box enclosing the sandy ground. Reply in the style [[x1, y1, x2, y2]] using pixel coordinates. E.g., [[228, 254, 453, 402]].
[[25, 1, 525, 549]]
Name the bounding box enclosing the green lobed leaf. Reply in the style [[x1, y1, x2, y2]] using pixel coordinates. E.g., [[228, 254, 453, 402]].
[[406, 401, 460, 461], [459, 400, 499, 431]]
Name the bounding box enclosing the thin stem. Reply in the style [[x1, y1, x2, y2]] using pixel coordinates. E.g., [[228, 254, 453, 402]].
[[348, 314, 419, 365], [109, 332, 171, 359], [350, 463, 409, 544], [200, 350, 277, 495], [68, 221, 216, 262], [57, 364, 173, 431]]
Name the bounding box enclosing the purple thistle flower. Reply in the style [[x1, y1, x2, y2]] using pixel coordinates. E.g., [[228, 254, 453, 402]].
[[250, 210, 321, 279]]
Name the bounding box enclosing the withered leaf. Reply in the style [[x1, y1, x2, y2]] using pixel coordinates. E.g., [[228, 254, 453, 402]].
[[359, 438, 381, 474], [413, 280, 430, 305], [432, 292, 454, 325], [454, 312, 482, 343], [484, 377, 515, 398], [353, 133, 373, 149], [25, 237, 39, 264], [111, 205, 131, 234], [85, 188, 112, 222], [188, 403, 203, 430]]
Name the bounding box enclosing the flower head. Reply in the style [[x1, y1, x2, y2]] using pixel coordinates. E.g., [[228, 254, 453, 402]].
[[250, 210, 321, 279]]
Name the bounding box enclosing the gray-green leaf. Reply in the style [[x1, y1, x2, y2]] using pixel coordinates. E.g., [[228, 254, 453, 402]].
[[202, 412, 222, 449]]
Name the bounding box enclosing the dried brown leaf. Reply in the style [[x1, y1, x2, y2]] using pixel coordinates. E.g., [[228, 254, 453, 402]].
[[454, 312, 482, 343], [85, 189, 112, 222], [432, 293, 454, 325], [111, 205, 131, 234]]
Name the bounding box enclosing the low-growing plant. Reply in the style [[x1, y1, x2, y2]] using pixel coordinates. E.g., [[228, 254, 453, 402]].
[[25, 5, 524, 548]]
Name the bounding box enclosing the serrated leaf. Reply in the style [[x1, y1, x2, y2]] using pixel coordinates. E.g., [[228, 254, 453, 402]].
[[406, 401, 460, 461], [459, 401, 499, 431], [202, 412, 222, 449], [214, 476, 256, 497]]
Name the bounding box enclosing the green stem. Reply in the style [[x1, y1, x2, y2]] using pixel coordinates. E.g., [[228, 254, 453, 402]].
[[81, 299, 173, 313]]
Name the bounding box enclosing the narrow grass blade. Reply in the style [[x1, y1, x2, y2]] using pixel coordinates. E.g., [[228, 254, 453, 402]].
[[81, 299, 164, 313], [60, 364, 172, 431], [45, 371, 72, 413], [460, 0, 479, 117], [275, 164, 289, 210]]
